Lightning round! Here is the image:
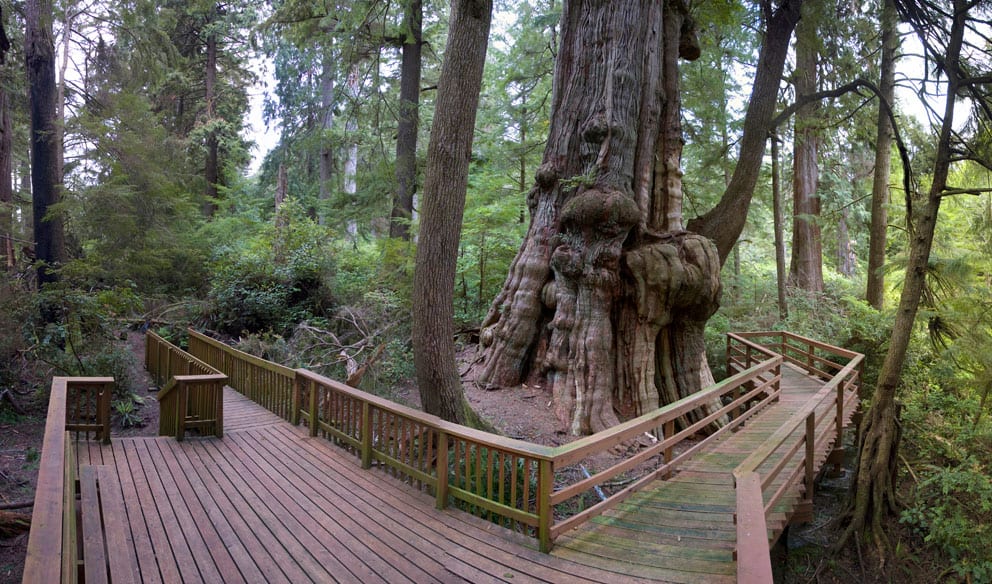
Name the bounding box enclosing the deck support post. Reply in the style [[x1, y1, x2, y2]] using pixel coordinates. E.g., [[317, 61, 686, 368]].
[[538, 459, 553, 553], [435, 431, 449, 510]]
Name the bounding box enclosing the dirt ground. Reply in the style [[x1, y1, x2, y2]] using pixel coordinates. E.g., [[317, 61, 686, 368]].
[[0, 336, 950, 584]]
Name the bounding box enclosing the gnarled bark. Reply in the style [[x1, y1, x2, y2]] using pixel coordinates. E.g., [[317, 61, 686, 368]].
[[479, 0, 727, 434]]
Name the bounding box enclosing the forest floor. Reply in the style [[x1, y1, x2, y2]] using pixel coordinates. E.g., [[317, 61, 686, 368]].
[[0, 335, 951, 583]]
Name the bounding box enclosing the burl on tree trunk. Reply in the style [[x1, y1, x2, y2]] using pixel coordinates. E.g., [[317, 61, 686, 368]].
[[477, 0, 722, 435]]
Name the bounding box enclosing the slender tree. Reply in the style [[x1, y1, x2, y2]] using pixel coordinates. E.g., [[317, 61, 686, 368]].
[[840, 0, 983, 555], [412, 0, 493, 424], [389, 0, 422, 240], [865, 0, 898, 309], [26, 0, 64, 290]]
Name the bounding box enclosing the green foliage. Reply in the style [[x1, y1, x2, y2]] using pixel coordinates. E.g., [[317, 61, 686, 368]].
[[114, 393, 147, 428], [206, 198, 336, 336], [901, 385, 992, 581]]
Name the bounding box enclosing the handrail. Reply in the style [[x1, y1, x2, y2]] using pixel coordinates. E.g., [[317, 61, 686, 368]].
[[24, 377, 115, 584], [146, 332, 227, 440], [188, 330, 296, 421], [732, 335, 863, 584], [201, 326, 785, 552]]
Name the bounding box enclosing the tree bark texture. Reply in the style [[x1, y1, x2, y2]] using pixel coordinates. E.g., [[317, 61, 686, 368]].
[[686, 0, 803, 263], [0, 87, 13, 270], [788, 18, 823, 292], [771, 134, 788, 320], [389, 0, 422, 240], [479, 0, 728, 434], [318, 46, 335, 226], [26, 0, 64, 289], [203, 23, 219, 218], [865, 0, 897, 310], [412, 0, 492, 424], [840, 0, 965, 554]]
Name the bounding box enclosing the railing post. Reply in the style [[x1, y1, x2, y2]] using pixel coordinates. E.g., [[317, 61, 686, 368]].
[[538, 458, 553, 553], [805, 412, 815, 503], [308, 378, 319, 437], [435, 430, 449, 510], [176, 381, 187, 442], [291, 373, 302, 426], [663, 419, 675, 479], [215, 379, 224, 438], [100, 380, 112, 444], [360, 401, 372, 469], [726, 334, 732, 373]]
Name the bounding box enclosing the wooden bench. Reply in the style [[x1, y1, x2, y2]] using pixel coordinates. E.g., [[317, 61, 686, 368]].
[[79, 465, 140, 583]]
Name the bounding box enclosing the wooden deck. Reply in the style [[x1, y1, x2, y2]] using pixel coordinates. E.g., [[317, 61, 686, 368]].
[[74, 389, 657, 583], [68, 365, 852, 583]]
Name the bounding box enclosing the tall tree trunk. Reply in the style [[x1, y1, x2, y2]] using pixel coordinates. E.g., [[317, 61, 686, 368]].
[[837, 207, 854, 276], [56, 8, 72, 183], [839, 0, 965, 555], [865, 0, 897, 310], [389, 0, 422, 240], [344, 65, 359, 239], [26, 0, 64, 291], [318, 45, 335, 226], [686, 0, 803, 263], [0, 88, 12, 271], [203, 18, 219, 218], [771, 133, 788, 320], [412, 0, 492, 425], [788, 18, 823, 292]]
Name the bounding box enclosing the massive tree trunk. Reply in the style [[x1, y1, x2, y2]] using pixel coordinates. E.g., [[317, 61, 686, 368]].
[[479, 0, 717, 434], [839, 0, 965, 555], [26, 0, 65, 290], [480, 0, 801, 434], [389, 0, 422, 240], [412, 0, 492, 425], [788, 17, 823, 292], [865, 0, 897, 310]]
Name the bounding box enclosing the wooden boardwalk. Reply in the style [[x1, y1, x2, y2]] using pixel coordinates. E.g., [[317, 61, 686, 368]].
[[68, 364, 853, 583], [74, 389, 657, 583], [550, 366, 849, 583]]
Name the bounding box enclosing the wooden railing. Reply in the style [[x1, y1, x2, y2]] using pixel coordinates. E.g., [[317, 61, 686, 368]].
[[146, 331, 226, 440], [730, 332, 863, 584], [64, 377, 113, 444], [188, 330, 296, 421], [24, 377, 115, 584], [194, 326, 792, 552]]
